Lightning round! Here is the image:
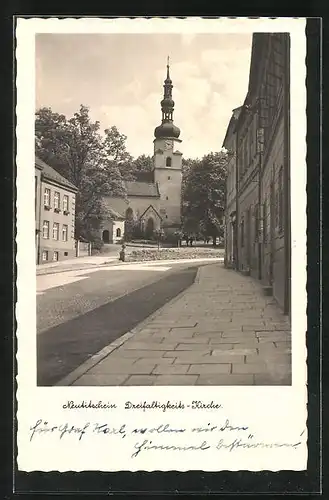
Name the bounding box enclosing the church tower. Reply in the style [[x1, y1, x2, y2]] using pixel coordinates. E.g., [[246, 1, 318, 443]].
[[153, 57, 183, 232]]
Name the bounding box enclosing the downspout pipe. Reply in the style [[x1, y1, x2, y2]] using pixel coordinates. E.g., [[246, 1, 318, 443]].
[[235, 125, 239, 270], [284, 35, 291, 316], [258, 97, 263, 281]]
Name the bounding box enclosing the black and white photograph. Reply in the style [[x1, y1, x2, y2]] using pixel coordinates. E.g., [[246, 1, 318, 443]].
[[34, 29, 292, 387], [16, 17, 308, 474]]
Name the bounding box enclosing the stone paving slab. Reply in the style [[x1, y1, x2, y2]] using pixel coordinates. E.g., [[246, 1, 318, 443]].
[[71, 263, 292, 386]]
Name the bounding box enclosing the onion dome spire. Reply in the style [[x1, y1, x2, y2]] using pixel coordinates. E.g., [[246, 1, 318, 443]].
[[154, 56, 181, 139]]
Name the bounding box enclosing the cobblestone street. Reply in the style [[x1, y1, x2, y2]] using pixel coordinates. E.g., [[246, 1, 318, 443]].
[[66, 263, 291, 386]]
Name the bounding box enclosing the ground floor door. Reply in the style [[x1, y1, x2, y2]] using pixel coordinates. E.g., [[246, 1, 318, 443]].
[[102, 230, 110, 244]]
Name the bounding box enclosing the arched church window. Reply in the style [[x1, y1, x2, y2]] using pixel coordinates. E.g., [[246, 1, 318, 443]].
[[126, 207, 133, 220], [166, 157, 172, 167], [116, 227, 121, 238]]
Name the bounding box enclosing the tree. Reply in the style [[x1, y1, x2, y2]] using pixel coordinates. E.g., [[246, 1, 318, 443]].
[[35, 105, 127, 241], [103, 126, 135, 180], [133, 154, 154, 172], [182, 151, 230, 245]]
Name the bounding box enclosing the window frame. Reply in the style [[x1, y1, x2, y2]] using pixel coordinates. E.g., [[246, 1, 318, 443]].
[[54, 191, 60, 210], [44, 188, 51, 207], [62, 224, 68, 242], [63, 195, 69, 212], [52, 222, 59, 241], [42, 220, 50, 239]]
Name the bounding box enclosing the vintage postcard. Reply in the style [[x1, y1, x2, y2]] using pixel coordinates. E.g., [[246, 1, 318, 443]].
[[16, 17, 307, 473]]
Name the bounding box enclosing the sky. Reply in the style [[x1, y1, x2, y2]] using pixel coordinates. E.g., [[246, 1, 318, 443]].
[[35, 33, 252, 160]]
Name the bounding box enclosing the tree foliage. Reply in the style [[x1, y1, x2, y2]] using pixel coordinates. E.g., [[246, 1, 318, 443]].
[[133, 154, 154, 172], [103, 126, 135, 180], [35, 105, 127, 241], [182, 151, 230, 244]]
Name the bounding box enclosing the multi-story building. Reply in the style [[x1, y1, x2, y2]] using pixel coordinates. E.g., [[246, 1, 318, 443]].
[[223, 106, 242, 268], [224, 33, 290, 315], [35, 156, 78, 264]]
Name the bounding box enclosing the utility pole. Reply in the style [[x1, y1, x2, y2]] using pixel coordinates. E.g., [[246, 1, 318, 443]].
[[256, 97, 264, 281]]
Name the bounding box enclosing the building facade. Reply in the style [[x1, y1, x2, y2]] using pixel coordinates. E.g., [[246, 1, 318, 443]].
[[224, 33, 291, 315], [99, 207, 126, 244], [35, 156, 78, 264], [223, 106, 242, 268], [102, 59, 183, 241]]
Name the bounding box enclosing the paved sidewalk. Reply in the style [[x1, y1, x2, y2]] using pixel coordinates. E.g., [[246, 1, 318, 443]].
[[70, 263, 291, 386]]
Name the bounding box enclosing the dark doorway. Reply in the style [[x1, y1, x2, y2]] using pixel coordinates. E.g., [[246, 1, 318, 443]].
[[145, 217, 154, 238], [102, 230, 110, 243]]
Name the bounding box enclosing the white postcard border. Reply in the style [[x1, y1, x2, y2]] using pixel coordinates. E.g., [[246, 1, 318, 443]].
[[16, 17, 308, 473]]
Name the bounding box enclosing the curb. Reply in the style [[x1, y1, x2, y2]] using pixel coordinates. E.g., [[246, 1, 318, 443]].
[[37, 256, 224, 276], [36, 259, 119, 276], [54, 265, 204, 387]]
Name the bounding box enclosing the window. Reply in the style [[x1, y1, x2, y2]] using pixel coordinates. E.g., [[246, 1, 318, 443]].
[[54, 191, 60, 210], [42, 220, 49, 239], [64, 251, 68, 256], [42, 250, 48, 262], [168, 176, 171, 180], [116, 227, 121, 238], [166, 157, 172, 167], [62, 224, 68, 241], [166, 196, 169, 200], [44, 188, 51, 207], [63, 195, 69, 212], [53, 251, 59, 262], [52, 222, 59, 240]]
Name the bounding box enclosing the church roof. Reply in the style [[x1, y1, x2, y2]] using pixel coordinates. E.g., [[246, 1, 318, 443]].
[[125, 180, 160, 198], [139, 204, 163, 221]]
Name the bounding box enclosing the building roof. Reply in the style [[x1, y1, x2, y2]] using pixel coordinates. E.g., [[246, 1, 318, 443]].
[[35, 156, 78, 192], [139, 204, 163, 221], [106, 207, 125, 221], [222, 106, 243, 148], [125, 180, 160, 198]]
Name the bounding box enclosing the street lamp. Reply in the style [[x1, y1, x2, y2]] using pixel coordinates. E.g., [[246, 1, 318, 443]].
[[155, 228, 164, 250]]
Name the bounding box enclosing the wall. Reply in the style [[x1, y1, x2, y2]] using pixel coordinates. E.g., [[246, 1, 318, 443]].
[[261, 114, 286, 309], [237, 169, 259, 278], [35, 167, 42, 263], [153, 137, 183, 228], [39, 180, 76, 263], [224, 122, 237, 267], [100, 219, 125, 243], [229, 33, 290, 314], [103, 195, 161, 224], [236, 107, 259, 278]]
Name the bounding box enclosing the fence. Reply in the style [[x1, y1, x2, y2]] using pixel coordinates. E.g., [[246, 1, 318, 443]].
[[75, 240, 92, 257]]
